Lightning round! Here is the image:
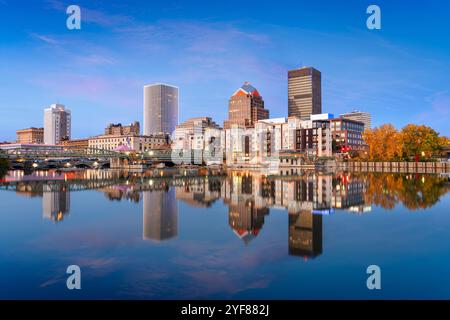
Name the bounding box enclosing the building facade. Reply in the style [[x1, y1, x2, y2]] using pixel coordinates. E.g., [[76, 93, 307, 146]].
[[59, 138, 89, 149], [340, 110, 371, 130], [143, 84, 179, 135], [330, 117, 365, 152], [172, 117, 223, 165], [288, 67, 322, 120], [223, 82, 269, 129], [16, 127, 44, 144], [88, 134, 168, 152], [104, 121, 140, 136], [224, 116, 332, 167], [44, 104, 71, 145]]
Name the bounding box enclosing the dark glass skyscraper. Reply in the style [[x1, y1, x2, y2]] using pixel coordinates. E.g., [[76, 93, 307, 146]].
[[288, 67, 322, 119]]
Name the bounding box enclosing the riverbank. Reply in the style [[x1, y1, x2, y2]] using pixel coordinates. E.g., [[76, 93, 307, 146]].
[[339, 161, 450, 173]]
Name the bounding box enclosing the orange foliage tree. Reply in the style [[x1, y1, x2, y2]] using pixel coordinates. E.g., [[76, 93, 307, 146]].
[[362, 124, 403, 161]]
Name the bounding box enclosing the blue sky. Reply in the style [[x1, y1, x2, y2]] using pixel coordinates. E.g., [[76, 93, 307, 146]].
[[1, 0, 449, 140]]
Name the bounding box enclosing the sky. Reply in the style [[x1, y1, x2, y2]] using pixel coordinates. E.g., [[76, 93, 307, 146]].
[[0, 0, 449, 140]]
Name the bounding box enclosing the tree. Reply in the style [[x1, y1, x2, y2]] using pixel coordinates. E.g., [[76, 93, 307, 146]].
[[363, 124, 402, 161], [0, 158, 9, 178], [401, 124, 442, 160]]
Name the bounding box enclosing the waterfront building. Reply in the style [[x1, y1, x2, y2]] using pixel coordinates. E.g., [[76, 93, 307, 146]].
[[330, 117, 366, 152], [59, 138, 89, 149], [16, 127, 44, 144], [44, 104, 71, 145], [223, 116, 332, 167], [104, 121, 140, 136], [172, 117, 223, 164], [340, 110, 371, 130], [0, 143, 64, 154], [223, 82, 269, 129], [143, 83, 179, 135], [288, 67, 322, 119], [88, 134, 168, 153]]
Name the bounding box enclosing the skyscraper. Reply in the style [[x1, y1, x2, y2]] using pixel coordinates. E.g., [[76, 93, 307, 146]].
[[224, 82, 269, 129], [340, 110, 372, 130], [288, 67, 322, 119], [43, 104, 71, 145], [143, 83, 179, 135]]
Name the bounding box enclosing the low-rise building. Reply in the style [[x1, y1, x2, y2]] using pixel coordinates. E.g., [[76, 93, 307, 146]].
[[104, 122, 140, 136], [16, 127, 44, 144], [59, 138, 89, 149], [88, 134, 168, 153], [330, 117, 365, 152], [224, 116, 332, 167], [340, 110, 371, 130], [172, 117, 223, 165], [0, 143, 64, 154]]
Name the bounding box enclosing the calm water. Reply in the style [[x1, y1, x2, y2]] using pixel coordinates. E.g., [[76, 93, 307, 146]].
[[1, 169, 450, 299]]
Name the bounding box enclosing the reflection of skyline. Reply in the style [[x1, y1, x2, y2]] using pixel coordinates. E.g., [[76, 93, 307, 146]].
[[142, 189, 178, 241], [289, 211, 322, 259], [4, 170, 450, 254], [42, 188, 70, 222]]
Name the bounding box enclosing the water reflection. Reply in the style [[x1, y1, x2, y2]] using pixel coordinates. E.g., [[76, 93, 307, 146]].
[[143, 189, 178, 241], [1, 169, 449, 254], [42, 189, 70, 222]]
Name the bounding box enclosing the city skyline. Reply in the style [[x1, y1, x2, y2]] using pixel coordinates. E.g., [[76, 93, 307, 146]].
[[1, 0, 450, 141]]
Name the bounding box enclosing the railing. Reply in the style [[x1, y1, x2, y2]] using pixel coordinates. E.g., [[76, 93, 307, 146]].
[[1, 146, 128, 159], [339, 161, 450, 173]]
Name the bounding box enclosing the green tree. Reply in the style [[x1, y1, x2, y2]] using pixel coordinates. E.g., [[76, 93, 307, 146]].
[[0, 158, 9, 178], [401, 124, 442, 160]]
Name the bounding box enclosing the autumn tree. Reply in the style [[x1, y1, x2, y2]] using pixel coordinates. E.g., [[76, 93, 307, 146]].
[[401, 124, 442, 160], [363, 124, 402, 161]]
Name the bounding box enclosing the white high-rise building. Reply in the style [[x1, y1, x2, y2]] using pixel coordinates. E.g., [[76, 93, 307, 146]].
[[44, 104, 71, 145], [340, 110, 371, 130], [143, 84, 179, 135]]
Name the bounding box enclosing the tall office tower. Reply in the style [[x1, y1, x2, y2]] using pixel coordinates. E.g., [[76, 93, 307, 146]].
[[288, 67, 322, 119], [143, 83, 179, 135], [142, 189, 178, 241], [224, 82, 269, 129], [340, 110, 372, 130], [43, 104, 71, 145]]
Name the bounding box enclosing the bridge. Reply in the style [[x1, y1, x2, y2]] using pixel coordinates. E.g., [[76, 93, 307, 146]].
[[0, 145, 177, 169]]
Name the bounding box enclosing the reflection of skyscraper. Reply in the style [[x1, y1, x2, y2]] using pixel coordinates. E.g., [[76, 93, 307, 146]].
[[142, 189, 178, 241], [288, 211, 322, 259], [42, 189, 70, 222], [228, 200, 269, 245]]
